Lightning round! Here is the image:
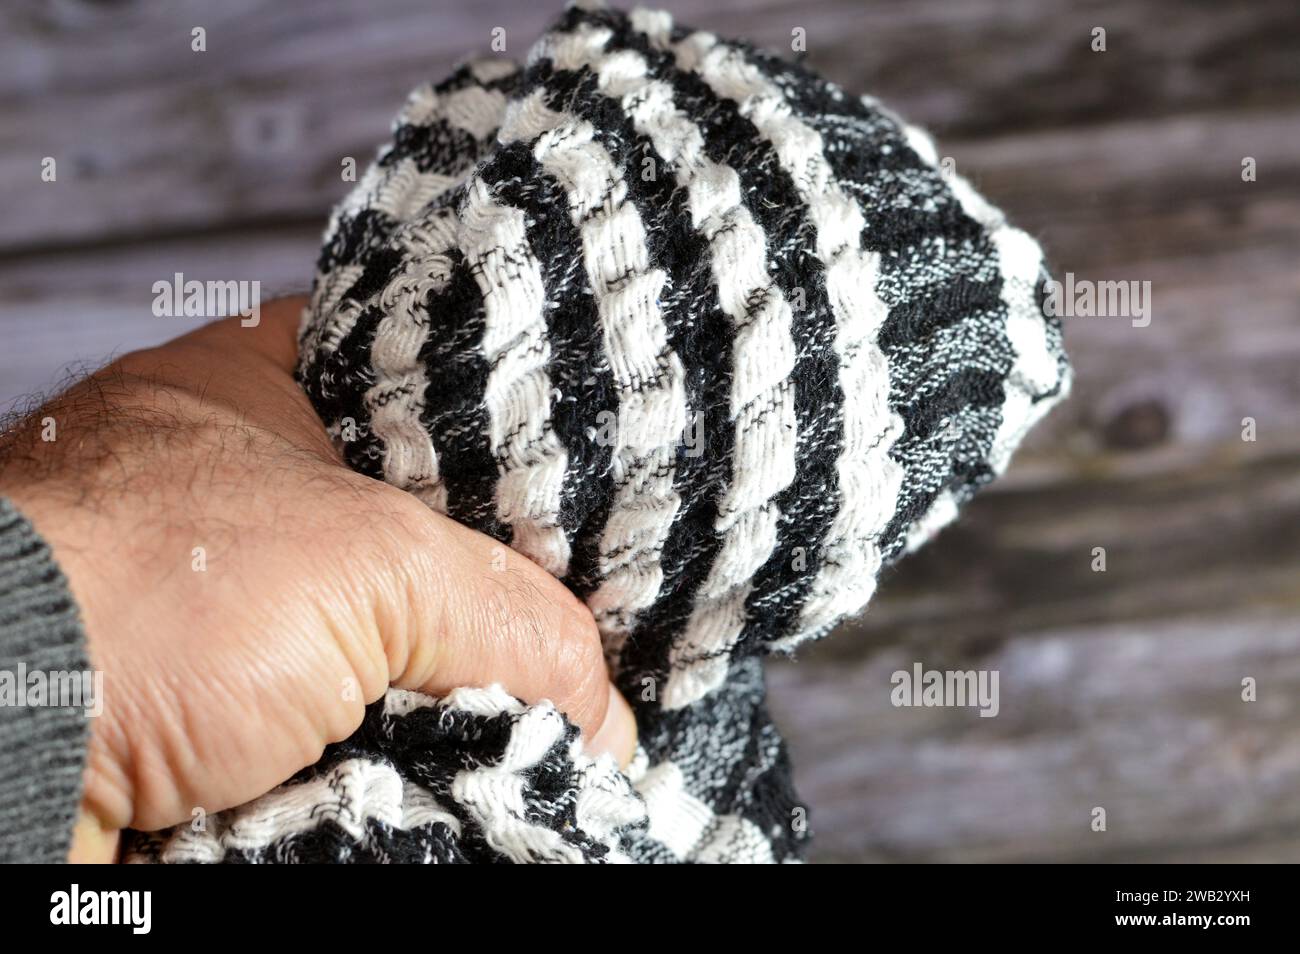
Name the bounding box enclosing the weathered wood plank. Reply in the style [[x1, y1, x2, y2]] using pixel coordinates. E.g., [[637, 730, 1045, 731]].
[[0, 228, 318, 413], [2, 0, 1295, 867], [769, 612, 1300, 862], [947, 106, 1300, 469], [825, 447, 1300, 651], [766, 446, 1300, 861], [2, 0, 1298, 250], [14, 0, 1298, 124]]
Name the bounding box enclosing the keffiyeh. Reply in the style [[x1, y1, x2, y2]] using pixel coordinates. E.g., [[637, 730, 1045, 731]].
[[127, 0, 1069, 864]]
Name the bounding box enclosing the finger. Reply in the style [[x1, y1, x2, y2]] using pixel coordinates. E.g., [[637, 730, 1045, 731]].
[[371, 495, 638, 766], [587, 684, 638, 767]]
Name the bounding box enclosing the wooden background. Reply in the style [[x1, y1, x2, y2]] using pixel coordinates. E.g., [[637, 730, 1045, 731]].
[[2, 0, 1297, 862]]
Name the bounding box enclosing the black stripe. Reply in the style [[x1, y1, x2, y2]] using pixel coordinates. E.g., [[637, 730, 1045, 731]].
[[522, 57, 739, 698], [486, 139, 619, 579], [415, 247, 509, 539], [315, 207, 401, 276], [325, 68, 522, 277], [736, 43, 912, 144], [879, 276, 1006, 350], [738, 45, 992, 251], [301, 243, 407, 482], [587, 15, 847, 662], [384, 121, 483, 175], [738, 42, 1028, 566], [296, 302, 384, 481], [875, 370, 1007, 556], [898, 367, 1006, 448]]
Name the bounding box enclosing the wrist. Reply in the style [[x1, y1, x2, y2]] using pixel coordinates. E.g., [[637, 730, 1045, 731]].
[[2, 449, 143, 843]]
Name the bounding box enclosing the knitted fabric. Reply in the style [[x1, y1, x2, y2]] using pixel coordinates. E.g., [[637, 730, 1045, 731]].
[[126, 0, 1069, 864]]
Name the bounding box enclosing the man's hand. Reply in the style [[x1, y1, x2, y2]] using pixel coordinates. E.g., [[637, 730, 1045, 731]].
[[0, 296, 636, 861]]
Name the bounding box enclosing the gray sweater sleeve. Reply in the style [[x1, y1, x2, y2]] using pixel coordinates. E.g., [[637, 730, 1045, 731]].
[[0, 497, 91, 863]]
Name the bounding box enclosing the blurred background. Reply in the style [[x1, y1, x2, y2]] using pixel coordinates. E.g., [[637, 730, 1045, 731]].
[[2, 0, 1297, 861]]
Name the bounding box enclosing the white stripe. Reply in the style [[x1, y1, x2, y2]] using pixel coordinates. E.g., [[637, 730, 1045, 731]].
[[459, 175, 572, 575], [339, 76, 508, 227], [305, 139, 475, 361], [400, 780, 465, 835], [637, 761, 716, 858], [636, 760, 776, 862], [379, 55, 572, 571], [309, 76, 513, 517], [144, 759, 430, 863], [499, 84, 688, 653], [570, 753, 648, 858], [400, 81, 508, 140], [439, 682, 529, 718], [661, 26, 905, 652], [904, 120, 1068, 465], [360, 112, 483, 512], [449, 692, 597, 863], [469, 57, 520, 85], [301, 276, 365, 359], [444, 686, 643, 862], [691, 813, 777, 864], [363, 214, 459, 513], [546, 14, 797, 706], [986, 225, 1068, 473]]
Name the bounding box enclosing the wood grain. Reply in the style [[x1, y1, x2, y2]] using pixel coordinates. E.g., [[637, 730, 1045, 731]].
[[3, 0, 1298, 250], [771, 612, 1300, 862], [770, 442, 1300, 861]]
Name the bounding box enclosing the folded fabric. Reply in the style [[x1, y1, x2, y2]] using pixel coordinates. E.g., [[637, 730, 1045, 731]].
[[126, 0, 1069, 864]]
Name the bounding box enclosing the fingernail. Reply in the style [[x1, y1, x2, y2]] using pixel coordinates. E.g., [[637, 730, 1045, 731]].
[[586, 684, 638, 769]]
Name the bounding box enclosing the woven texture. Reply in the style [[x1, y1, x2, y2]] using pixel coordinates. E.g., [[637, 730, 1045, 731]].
[[127, 0, 1069, 864]]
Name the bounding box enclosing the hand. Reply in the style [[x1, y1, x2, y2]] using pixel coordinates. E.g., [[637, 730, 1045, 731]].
[[0, 296, 636, 862]]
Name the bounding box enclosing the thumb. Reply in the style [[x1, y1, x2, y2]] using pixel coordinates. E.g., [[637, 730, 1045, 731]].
[[366, 493, 638, 767]]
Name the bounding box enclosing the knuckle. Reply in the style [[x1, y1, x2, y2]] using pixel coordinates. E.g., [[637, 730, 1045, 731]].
[[543, 612, 608, 732]]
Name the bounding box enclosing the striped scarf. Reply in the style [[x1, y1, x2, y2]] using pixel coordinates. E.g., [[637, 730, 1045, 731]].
[[128, 0, 1069, 864]]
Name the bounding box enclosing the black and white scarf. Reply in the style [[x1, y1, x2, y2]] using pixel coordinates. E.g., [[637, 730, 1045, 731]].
[[127, 0, 1069, 864]]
